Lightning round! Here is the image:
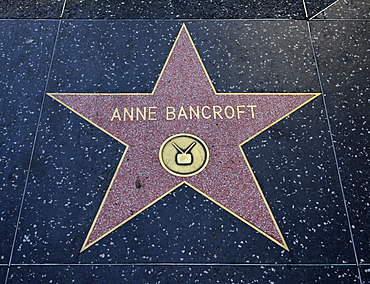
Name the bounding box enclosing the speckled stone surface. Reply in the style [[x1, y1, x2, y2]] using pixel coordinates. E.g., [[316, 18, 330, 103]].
[[1, 1, 368, 284], [193, 21, 321, 93], [314, 0, 370, 19], [6, 19, 362, 273], [310, 21, 369, 265], [47, 21, 321, 94], [0, 0, 361, 20], [0, 268, 6, 283], [11, 99, 125, 263], [47, 22, 178, 93], [0, 20, 58, 264], [7, 265, 360, 283], [9, 182, 358, 265], [63, 0, 306, 19], [362, 266, 370, 283], [243, 98, 356, 263], [0, 0, 64, 18]]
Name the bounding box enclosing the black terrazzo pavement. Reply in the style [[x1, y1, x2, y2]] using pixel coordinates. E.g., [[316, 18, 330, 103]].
[[0, 21, 59, 264], [310, 20, 369, 264], [62, 0, 306, 20], [0, 270, 5, 282], [0, 0, 65, 19], [314, 0, 370, 19], [362, 266, 370, 283], [0, 0, 341, 20], [0, 1, 368, 284]]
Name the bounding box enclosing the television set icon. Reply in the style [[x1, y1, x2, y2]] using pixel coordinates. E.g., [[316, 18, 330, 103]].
[[172, 141, 196, 165]]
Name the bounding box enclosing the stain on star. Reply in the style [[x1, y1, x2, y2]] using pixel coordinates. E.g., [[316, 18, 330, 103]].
[[47, 24, 320, 252]]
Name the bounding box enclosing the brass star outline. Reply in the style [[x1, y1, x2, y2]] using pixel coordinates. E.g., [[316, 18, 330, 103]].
[[47, 24, 320, 252]]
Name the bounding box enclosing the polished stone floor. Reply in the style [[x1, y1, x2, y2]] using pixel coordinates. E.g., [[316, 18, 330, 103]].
[[0, 1, 369, 283]]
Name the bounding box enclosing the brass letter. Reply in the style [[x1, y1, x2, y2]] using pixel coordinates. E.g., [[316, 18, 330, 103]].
[[166, 107, 176, 120], [247, 105, 257, 118], [136, 107, 147, 120], [148, 107, 157, 121], [123, 107, 134, 121], [189, 106, 200, 119], [110, 108, 122, 121], [201, 106, 211, 119], [236, 105, 245, 119], [213, 105, 223, 119], [224, 106, 235, 119], [177, 106, 188, 120]]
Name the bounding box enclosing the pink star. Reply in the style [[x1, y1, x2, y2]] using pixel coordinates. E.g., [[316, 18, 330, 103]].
[[48, 24, 319, 252]]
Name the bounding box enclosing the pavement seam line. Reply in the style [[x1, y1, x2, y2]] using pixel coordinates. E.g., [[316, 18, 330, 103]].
[[302, 0, 309, 19], [60, 0, 67, 18], [3, 263, 362, 267]]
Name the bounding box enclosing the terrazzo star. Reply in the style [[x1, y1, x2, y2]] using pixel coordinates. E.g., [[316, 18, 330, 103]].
[[48, 24, 320, 252]]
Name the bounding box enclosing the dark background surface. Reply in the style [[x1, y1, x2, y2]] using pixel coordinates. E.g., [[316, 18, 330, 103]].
[[0, 0, 339, 19], [0, 1, 368, 283]]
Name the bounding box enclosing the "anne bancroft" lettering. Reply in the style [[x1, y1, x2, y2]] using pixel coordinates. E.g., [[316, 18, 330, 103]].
[[110, 105, 257, 121]]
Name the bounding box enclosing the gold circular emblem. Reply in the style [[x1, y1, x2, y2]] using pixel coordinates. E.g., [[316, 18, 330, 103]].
[[159, 133, 209, 177]]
